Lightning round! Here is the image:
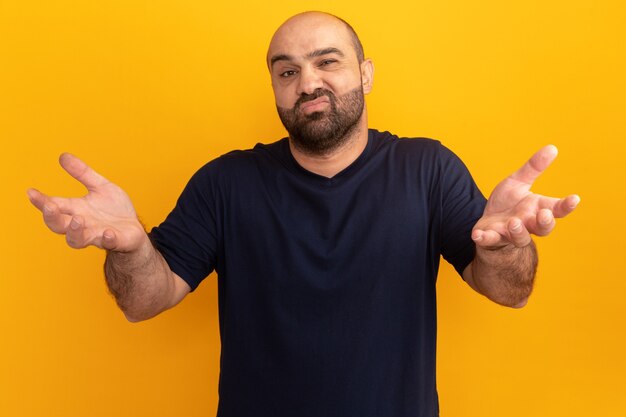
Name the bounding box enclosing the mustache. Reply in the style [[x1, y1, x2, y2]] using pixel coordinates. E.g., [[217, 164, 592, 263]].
[[295, 89, 336, 109]]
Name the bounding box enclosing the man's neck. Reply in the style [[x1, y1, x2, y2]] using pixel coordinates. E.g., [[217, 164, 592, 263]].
[[288, 117, 369, 178]]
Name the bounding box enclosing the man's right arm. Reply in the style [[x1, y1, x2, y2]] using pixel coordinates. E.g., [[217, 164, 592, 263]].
[[104, 235, 190, 322], [27, 153, 189, 322]]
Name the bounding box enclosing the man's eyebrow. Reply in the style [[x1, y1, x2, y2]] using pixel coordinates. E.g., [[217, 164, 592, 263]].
[[270, 54, 292, 67], [269, 48, 345, 68], [306, 47, 345, 59]]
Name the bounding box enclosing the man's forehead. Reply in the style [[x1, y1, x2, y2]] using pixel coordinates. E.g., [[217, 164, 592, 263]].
[[267, 13, 354, 64]]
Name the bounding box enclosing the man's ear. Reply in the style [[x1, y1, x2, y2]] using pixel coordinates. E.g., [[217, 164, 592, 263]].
[[360, 59, 374, 94]]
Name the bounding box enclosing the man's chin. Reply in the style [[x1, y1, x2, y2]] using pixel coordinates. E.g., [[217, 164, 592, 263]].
[[301, 110, 327, 122]]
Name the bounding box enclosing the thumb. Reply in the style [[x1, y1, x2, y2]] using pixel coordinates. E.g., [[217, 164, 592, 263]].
[[59, 153, 110, 192]]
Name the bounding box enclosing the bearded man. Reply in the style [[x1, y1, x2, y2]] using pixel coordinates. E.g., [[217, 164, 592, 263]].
[[28, 11, 579, 417]]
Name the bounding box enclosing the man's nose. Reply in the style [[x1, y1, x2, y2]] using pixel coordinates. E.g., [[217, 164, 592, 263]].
[[297, 66, 324, 95]]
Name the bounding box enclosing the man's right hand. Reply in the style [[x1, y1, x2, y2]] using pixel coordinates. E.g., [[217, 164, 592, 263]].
[[28, 153, 190, 321], [27, 153, 147, 253]]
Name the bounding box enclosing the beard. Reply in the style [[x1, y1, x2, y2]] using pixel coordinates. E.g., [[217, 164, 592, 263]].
[[276, 86, 365, 156]]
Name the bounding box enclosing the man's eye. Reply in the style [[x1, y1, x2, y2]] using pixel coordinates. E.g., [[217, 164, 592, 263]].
[[320, 59, 336, 67], [280, 70, 297, 78]]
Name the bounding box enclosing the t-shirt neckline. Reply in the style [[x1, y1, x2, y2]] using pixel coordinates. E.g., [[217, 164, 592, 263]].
[[279, 129, 375, 184]]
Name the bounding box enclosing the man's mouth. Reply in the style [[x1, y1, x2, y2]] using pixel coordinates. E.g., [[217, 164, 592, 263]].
[[298, 96, 331, 114]]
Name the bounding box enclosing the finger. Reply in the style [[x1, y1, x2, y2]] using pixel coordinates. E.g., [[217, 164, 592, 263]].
[[27, 188, 47, 211], [59, 153, 110, 191], [26, 188, 70, 234], [40, 200, 72, 234], [533, 208, 556, 236], [101, 229, 119, 251], [28, 189, 77, 233], [65, 215, 88, 248], [511, 144, 558, 185], [28, 188, 76, 214], [63, 215, 121, 250], [472, 229, 507, 248], [506, 218, 532, 247], [551, 194, 581, 218]]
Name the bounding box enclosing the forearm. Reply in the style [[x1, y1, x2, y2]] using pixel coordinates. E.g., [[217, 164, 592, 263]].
[[104, 234, 178, 322], [464, 241, 538, 308]]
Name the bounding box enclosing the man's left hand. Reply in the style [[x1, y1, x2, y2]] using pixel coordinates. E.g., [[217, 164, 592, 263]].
[[471, 145, 580, 250]]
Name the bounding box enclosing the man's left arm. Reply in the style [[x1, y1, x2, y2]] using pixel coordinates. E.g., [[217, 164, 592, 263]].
[[462, 145, 580, 308]]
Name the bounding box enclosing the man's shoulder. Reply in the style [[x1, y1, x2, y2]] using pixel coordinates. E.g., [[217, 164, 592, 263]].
[[369, 129, 445, 158], [370, 128, 441, 148], [369, 129, 470, 175], [196, 137, 284, 167], [189, 137, 289, 183], [215, 137, 287, 165]]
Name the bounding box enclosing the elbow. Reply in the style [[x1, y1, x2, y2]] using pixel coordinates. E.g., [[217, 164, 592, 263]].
[[117, 301, 144, 322], [473, 275, 534, 309], [123, 312, 144, 323], [121, 306, 158, 323], [508, 297, 529, 309], [507, 285, 533, 308], [489, 293, 531, 309], [470, 278, 533, 309]]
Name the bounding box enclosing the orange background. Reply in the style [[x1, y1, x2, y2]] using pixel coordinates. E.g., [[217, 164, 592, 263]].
[[2, 1, 625, 416]]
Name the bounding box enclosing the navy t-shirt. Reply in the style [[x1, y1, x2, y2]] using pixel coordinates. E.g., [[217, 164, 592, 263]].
[[150, 129, 486, 417]]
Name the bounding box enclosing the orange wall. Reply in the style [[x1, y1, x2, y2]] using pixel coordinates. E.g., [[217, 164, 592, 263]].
[[2, 1, 624, 416]]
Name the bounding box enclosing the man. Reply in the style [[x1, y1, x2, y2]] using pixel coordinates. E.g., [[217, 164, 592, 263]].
[[27, 11, 579, 417]]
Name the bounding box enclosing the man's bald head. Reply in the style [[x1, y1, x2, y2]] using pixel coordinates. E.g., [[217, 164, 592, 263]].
[[267, 11, 365, 67], [322, 13, 365, 63]]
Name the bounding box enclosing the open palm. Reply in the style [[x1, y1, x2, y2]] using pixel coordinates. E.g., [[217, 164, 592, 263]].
[[472, 145, 580, 249], [28, 153, 146, 252]]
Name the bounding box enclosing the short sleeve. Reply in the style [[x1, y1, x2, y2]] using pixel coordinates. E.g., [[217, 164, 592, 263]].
[[436, 145, 487, 276], [149, 163, 220, 291]]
